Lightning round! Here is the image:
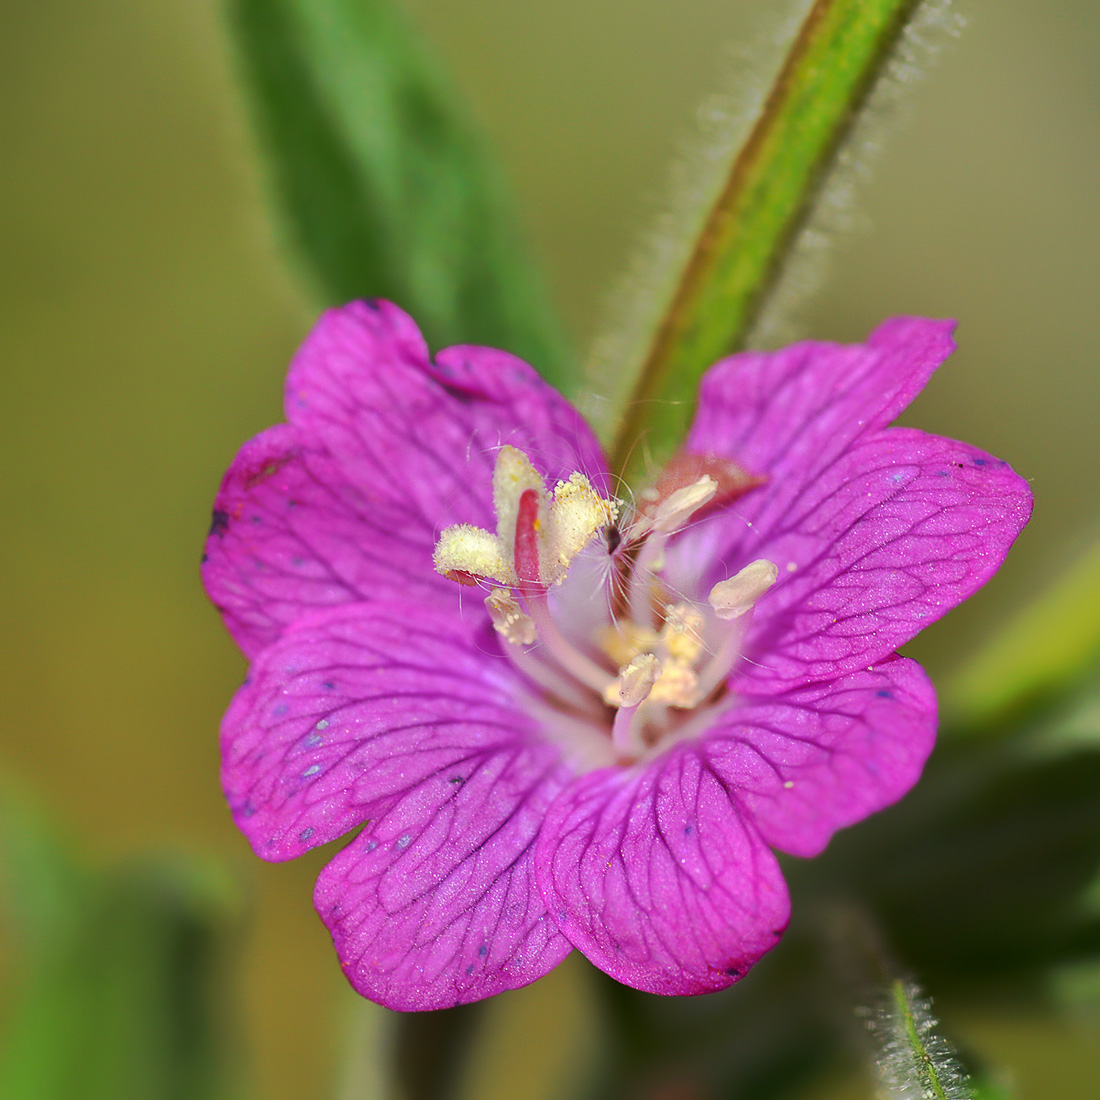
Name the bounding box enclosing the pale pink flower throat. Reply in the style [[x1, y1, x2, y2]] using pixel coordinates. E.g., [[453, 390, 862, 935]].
[[433, 446, 777, 766]]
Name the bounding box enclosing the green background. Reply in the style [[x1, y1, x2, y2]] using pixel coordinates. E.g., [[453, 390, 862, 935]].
[[1, 1, 1098, 1096]]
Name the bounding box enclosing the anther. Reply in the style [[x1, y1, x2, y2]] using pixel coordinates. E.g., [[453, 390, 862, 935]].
[[693, 559, 780, 700], [709, 560, 779, 619], [485, 589, 536, 646], [611, 653, 659, 760]]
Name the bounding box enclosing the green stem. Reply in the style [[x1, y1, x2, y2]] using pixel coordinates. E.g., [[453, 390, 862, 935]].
[[892, 979, 952, 1100], [607, 0, 922, 480]]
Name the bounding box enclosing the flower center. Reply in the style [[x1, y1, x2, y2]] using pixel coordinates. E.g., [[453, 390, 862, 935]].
[[433, 446, 776, 766]]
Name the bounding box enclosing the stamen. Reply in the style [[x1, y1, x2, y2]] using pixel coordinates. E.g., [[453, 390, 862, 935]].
[[486, 590, 602, 711], [548, 474, 619, 576], [525, 587, 615, 697], [496, 622, 596, 711], [693, 612, 753, 702], [433, 523, 512, 585], [611, 654, 659, 760], [694, 559, 780, 699], [512, 490, 615, 695], [625, 475, 719, 626], [633, 476, 718, 539], [485, 589, 536, 646], [709, 559, 779, 619]]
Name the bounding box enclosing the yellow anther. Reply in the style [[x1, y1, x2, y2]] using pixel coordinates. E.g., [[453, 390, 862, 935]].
[[434, 446, 620, 588], [433, 524, 513, 585]]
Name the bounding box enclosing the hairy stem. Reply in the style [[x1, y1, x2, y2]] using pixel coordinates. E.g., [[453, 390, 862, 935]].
[[607, 0, 924, 480]]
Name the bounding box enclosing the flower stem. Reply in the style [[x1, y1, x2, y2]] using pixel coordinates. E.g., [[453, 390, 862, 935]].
[[606, 0, 924, 481]]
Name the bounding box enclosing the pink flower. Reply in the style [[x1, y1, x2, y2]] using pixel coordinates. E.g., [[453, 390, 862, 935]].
[[203, 301, 1031, 1009]]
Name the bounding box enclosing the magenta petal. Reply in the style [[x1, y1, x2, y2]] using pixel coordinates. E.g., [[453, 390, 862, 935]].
[[221, 599, 574, 1008], [220, 600, 556, 861], [284, 301, 610, 515], [203, 425, 460, 658], [688, 317, 955, 487], [203, 301, 607, 657], [724, 427, 1032, 690], [314, 746, 573, 1011], [705, 657, 936, 858], [537, 747, 790, 995]]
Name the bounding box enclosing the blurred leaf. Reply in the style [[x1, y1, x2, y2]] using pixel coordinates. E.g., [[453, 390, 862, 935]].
[[0, 784, 243, 1100], [1049, 956, 1100, 1016], [945, 539, 1100, 731], [804, 742, 1100, 987], [225, 0, 571, 388], [600, 0, 926, 478], [0, 778, 86, 964]]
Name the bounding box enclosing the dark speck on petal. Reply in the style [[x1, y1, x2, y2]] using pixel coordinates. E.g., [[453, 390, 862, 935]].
[[208, 509, 229, 538], [299, 827, 315, 842], [876, 689, 892, 699]]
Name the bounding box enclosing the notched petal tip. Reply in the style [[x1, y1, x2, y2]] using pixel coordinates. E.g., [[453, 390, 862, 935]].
[[537, 748, 791, 996]]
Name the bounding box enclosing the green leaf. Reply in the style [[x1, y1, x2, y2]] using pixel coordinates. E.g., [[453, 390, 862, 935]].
[[596, 0, 925, 478], [225, 0, 571, 388], [0, 786, 242, 1100]]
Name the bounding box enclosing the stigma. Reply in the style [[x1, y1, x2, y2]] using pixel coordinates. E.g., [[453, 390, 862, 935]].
[[433, 446, 619, 588]]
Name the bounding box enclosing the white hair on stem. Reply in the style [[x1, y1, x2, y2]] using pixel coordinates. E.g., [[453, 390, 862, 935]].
[[751, 0, 967, 348], [860, 977, 975, 1100], [580, 0, 966, 434], [580, 0, 815, 435]]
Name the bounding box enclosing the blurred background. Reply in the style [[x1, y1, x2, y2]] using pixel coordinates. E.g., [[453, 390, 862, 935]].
[[1, 0, 1099, 1097]]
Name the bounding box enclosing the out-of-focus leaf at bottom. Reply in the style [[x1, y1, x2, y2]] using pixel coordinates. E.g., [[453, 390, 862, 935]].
[[0, 784, 243, 1100], [800, 744, 1100, 987]]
